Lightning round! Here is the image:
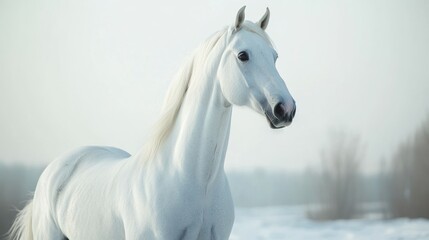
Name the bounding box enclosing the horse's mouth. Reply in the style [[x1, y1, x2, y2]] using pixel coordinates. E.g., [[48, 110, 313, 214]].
[[265, 114, 286, 129]]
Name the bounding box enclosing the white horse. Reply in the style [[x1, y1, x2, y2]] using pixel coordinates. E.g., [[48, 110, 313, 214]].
[[8, 6, 296, 240]]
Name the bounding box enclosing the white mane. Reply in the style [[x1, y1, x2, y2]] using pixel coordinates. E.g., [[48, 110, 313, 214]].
[[140, 28, 229, 162]]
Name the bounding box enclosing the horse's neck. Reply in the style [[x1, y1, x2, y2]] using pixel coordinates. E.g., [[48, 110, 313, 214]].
[[162, 70, 232, 183]]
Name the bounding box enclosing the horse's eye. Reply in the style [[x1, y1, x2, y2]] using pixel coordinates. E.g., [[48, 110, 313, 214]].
[[237, 51, 249, 62]]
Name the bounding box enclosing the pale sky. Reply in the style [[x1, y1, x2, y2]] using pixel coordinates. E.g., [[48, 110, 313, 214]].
[[1, 0, 428, 173]]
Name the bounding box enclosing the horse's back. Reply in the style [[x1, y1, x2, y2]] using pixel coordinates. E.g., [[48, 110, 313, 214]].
[[32, 146, 131, 239], [37, 145, 130, 199]]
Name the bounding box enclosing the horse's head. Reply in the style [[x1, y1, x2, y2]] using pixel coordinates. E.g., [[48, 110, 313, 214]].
[[218, 6, 296, 129]]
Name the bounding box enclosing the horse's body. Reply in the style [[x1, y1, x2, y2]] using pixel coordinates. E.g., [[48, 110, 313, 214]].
[[9, 7, 296, 240], [32, 144, 233, 240]]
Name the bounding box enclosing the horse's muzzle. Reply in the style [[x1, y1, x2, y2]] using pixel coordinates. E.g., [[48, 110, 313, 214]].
[[265, 101, 296, 129]]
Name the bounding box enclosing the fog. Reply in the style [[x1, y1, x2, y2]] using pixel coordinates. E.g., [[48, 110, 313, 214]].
[[1, 0, 428, 173]]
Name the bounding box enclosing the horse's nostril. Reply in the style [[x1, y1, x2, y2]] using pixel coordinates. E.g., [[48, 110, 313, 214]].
[[274, 103, 287, 120]]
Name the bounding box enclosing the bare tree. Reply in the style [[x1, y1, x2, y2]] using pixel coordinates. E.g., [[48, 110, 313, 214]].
[[387, 116, 429, 218], [308, 130, 364, 220]]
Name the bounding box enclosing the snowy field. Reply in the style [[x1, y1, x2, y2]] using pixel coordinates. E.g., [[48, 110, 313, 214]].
[[230, 206, 429, 240]]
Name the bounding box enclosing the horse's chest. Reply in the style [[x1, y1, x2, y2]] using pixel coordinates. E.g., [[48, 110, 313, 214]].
[[147, 177, 234, 239]]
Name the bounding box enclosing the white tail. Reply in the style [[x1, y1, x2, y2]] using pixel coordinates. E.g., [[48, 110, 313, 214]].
[[7, 201, 33, 240]]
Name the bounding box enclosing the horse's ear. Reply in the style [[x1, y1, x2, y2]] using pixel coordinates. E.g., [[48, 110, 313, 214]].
[[257, 7, 270, 30], [235, 6, 246, 30]]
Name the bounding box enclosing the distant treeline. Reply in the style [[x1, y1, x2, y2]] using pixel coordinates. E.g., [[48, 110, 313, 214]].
[[228, 169, 384, 208], [0, 164, 44, 237]]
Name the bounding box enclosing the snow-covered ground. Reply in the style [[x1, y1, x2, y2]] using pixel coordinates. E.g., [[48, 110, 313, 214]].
[[230, 206, 429, 240]]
